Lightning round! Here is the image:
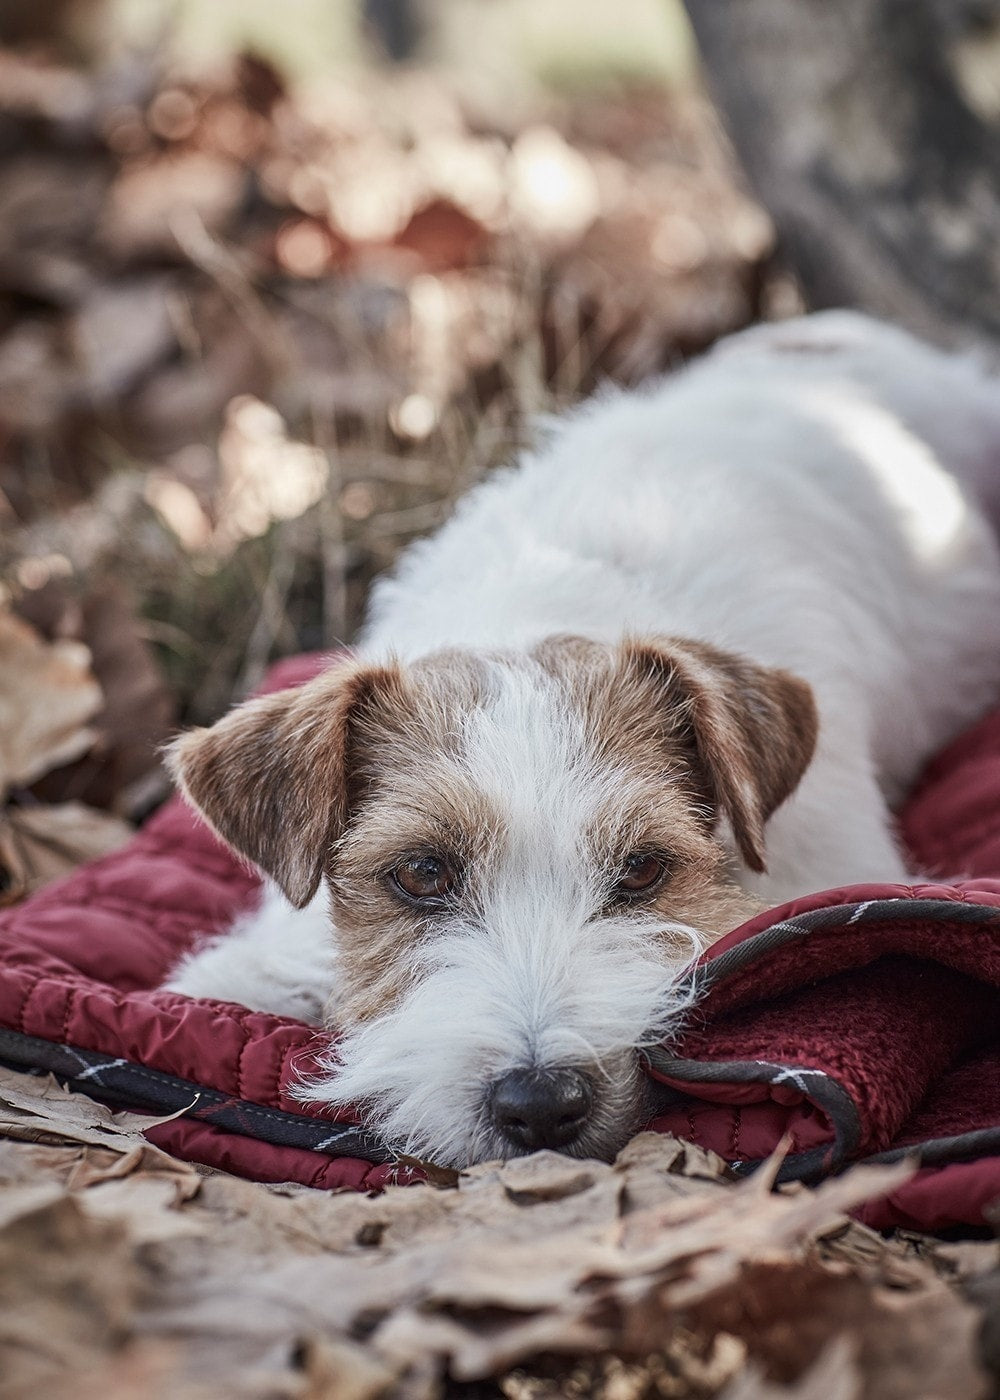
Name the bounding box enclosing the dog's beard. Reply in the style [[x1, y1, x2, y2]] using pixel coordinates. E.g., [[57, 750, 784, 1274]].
[[295, 909, 704, 1169]]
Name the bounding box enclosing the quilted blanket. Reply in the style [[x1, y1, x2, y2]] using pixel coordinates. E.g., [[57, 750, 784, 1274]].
[[2, 654, 1000, 1231]]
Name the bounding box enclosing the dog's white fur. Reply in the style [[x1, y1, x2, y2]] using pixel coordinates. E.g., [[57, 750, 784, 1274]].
[[166, 312, 1000, 1165]]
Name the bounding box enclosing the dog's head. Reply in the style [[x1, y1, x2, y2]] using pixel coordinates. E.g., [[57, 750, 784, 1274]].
[[168, 637, 816, 1166]]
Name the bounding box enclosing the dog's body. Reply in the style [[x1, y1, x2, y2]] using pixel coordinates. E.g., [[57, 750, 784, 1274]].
[[166, 312, 1000, 1167]]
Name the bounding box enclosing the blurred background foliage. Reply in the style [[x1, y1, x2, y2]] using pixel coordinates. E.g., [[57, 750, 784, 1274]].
[[0, 0, 786, 882]]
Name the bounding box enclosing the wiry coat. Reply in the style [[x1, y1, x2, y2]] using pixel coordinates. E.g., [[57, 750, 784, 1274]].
[[167, 312, 1000, 1167]]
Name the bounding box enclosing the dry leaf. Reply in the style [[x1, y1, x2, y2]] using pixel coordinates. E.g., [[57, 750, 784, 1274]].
[[0, 1068, 990, 1400], [393, 197, 490, 271], [719, 1338, 860, 1400], [18, 581, 176, 816], [294, 1335, 401, 1400], [0, 800, 132, 902], [38, 1341, 195, 1400], [82, 1174, 205, 1245], [0, 1071, 201, 1237], [0, 1067, 197, 1166], [0, 611, 101, 792], [0, 1191, 138, 1398]]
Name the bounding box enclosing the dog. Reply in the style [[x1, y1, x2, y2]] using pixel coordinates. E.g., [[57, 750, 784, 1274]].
[[165, 311, 1000, 1169]]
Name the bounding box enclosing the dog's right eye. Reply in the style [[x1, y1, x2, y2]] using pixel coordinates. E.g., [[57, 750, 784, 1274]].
[[390, 856, 457, 905]]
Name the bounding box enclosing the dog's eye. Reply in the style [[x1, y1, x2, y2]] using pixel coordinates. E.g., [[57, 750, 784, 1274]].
[[615, 853, 667, 897], [391, 855, 456, 904]]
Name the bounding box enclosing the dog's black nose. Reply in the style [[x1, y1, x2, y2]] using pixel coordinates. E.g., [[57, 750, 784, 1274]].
[[488, 1067, 593, 1152]]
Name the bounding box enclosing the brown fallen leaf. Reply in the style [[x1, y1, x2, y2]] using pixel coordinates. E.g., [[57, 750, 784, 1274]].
[[615, 1128, 733, 1214], [393, 197, 491, 272], [0, 1064, 989, 1400], [0, 1073, 201, 1239], [119, 1145, 971, 1399], [0, 1067, 197, 1166], [0, 610, 101, 792], [0, 800, 132, 903], [38, 1341, 195, 1400], [718, 1338, 860, 1400], [0, 1190, 138, 1399], [82, 1174, 206, 1245], [294, 1335, 402, 1400], [18, 581, 176, 816]]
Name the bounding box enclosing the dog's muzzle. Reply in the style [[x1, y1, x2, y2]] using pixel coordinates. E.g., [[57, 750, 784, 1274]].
[[487, 1066, 594, 1152]]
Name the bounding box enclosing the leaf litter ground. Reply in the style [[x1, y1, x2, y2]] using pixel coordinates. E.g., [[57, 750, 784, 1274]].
[[1, 1064, 996, 1400]]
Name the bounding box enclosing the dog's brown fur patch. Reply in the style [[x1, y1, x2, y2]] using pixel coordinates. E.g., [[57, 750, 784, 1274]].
[[620, 637, 819, 872], [324, 637, 808, 1021], [170, 636, 816, 1026], [166, 657, 406, 907]]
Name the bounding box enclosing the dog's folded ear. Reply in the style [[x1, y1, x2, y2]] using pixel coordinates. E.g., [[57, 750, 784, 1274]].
[[166, 659, 403, 907], [625, 638, 818, 874]]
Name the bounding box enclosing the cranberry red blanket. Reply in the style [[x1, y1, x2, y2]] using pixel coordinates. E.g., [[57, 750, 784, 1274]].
[[2, 654, 1000, 1229]]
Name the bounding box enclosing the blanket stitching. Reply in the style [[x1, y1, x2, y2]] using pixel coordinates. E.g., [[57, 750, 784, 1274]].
[[27, 1044, 355, 1133], [15, 973, 42, 1035], [235, 1023, 250, 1100], [60, 984, 76, 1047]]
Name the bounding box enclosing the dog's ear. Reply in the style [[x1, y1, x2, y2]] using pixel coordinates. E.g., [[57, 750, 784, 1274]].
[[625, 638, 818, 873], [166, 659, 403, 907]]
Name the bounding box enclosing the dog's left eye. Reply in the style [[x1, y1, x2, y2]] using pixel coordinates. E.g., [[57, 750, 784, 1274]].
[[614, 853, 667, 897], [390, 855, 457, 904]]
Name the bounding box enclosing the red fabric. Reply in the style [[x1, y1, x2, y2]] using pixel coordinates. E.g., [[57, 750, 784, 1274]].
[[3, 653, 1000, 1230], [0, 654, 396, 1192], [643, 712, 1000, 1229]]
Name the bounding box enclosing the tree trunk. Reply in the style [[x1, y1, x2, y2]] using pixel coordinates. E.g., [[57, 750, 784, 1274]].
[[682, 0, 1000, 349]]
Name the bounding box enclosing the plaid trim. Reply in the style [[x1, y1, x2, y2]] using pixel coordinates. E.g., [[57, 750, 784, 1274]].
[[644, 1050, 861, 1182], [646, 897, 1000, 1182], [0, 1026, 394, 1164], [689, 897, 1000, 995]]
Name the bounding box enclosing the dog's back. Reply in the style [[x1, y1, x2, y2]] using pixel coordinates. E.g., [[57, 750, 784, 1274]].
[[362, 313, 1000, 803], [714, 311, 1000, 527]]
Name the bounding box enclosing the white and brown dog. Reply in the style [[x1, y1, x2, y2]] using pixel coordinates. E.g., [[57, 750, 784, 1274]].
[[165, 312, 1000, 1168]]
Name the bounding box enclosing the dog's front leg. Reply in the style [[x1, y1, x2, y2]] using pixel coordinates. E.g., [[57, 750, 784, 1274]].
[[163, 882, 338, 1024]]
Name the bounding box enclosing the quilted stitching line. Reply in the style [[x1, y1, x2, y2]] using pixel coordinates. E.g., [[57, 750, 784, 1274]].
[[234, 1021, 251, 1100], [15, 973, 44, 1036], [68, 893, 241, 925], [60, 985, 76, 1046], [131, 834, 259, 883]]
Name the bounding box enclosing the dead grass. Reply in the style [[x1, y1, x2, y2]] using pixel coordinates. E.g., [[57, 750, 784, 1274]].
[[0, 47, 777, 725]]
